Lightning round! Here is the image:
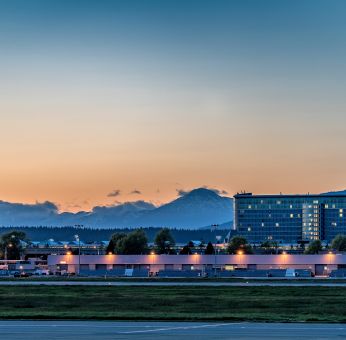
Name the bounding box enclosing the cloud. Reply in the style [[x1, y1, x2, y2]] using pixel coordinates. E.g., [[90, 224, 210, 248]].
[[177, 187, 229, 197], [107, 189, 121, 197], [176, 189, 189, 197], [202, 186, 228, 196], [130, 189, 142, 195]]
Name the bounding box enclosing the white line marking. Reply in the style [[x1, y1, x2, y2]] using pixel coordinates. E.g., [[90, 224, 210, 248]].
[[120, 323, 246, 334]]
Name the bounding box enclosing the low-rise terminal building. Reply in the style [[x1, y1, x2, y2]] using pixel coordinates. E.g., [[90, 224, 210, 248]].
[[48, 254, 346, 277]]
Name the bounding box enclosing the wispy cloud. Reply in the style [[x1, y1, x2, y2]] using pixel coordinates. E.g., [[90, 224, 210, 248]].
[[130, 189, 142, 195], [107, 189, 121, 197]]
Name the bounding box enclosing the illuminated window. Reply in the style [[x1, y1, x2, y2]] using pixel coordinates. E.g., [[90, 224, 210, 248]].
[[248, 227, 251, 232], [275, 223, 280, 227], [261, 222, 265, 227], [290, 214, 294, 218]]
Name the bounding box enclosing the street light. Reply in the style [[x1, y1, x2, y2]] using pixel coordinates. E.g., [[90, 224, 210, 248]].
[[4, 243, 13, 266], [74, 224, 83, 275]]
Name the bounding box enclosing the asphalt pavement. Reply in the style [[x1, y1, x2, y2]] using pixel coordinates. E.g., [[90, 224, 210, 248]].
[[0, 280, 346, 286], [0, 321, 345, 339]]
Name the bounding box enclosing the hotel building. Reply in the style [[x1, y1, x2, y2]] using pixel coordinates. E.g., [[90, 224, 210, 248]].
[[234, 193, 346, 243]]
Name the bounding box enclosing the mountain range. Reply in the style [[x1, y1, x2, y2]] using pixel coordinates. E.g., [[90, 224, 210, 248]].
[[2, 188, 345, 229], [0, 188, 233, 229]]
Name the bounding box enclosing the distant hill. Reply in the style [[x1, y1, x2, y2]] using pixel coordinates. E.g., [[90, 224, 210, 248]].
[[0, 188, 233, 229]]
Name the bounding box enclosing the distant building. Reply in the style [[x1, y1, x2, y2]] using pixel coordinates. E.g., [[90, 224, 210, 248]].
[[234, 192, 346, 243]]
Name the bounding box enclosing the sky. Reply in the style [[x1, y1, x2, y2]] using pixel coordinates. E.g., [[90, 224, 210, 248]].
[[1, 0, 346, 211]]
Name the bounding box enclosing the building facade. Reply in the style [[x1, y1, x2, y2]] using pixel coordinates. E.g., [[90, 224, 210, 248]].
[[47, 254, 346, 276], [234, 193, 346, 243]]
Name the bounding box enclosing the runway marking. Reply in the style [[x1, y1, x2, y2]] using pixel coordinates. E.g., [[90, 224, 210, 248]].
[[120, 322, 246, 334], [120, 324, 346, 334]]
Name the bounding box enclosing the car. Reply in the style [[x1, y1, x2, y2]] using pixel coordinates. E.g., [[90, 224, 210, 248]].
[[13, 271, 31, 278]]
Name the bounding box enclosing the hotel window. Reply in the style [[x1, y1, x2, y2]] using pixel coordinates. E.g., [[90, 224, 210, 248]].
[[331, 222, 337, 227], [290, 214, 294, 218], [277, 201, 281, 205], [325, 204, 329, 208], [248, 227, 251, 232], [275, 223, 280, 227], [261, 222, 265, 227], [289, 204, 293, 209], [248, 205, 252, 209]]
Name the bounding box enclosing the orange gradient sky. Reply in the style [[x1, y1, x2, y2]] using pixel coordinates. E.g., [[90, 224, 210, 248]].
[[1, 1, 346, 211]]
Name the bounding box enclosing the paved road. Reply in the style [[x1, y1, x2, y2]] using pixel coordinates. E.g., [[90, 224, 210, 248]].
[[0, 321, 345, 339], [0, 280, 346, 286]]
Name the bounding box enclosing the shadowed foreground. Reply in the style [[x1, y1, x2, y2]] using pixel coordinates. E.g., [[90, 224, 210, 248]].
[[1, 286, 345, 322]]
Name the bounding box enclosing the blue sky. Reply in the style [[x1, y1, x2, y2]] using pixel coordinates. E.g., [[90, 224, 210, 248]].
[[0, 0, 346, 211]]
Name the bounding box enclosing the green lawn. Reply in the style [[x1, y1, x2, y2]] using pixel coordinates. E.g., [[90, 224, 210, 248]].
[[0, 286, 345, 322], [1, 276, 346, 283]]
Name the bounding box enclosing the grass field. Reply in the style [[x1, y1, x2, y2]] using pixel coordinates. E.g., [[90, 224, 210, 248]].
[[0, 286, 345, 322]]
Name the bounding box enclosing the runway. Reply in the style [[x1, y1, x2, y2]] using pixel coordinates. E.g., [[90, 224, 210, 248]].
[[0, 280, 346, 287], [0, 321, 344, 339]]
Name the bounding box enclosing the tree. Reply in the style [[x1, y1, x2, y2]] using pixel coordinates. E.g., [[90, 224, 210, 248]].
[[116, 229, 148, 255], [227, 236, 253, 254], [331, 234, 346, 252], [204, 242, 215, 255], [260, 240, 278, 254], [106, 239, 116, 254], [179, 245, 192, 255], [154, 228, 175, 254], [305, 240, 322, 254], [0, 231, 27, 260], [106, 232, 127, 254]]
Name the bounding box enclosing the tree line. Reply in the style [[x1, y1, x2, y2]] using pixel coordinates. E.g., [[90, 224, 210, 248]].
[[1, 229, 346, 259], [0, 226, 229, 243], [105, 228, 346, 255]]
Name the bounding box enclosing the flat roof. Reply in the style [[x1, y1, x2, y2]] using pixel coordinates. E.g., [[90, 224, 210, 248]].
[[234, 193, 346, 199]]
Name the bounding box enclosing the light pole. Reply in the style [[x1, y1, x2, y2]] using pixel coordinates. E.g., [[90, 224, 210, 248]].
[[211, 224, 220, 277], [4, 243, 12, 266], [75, 224, 83, 275]]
